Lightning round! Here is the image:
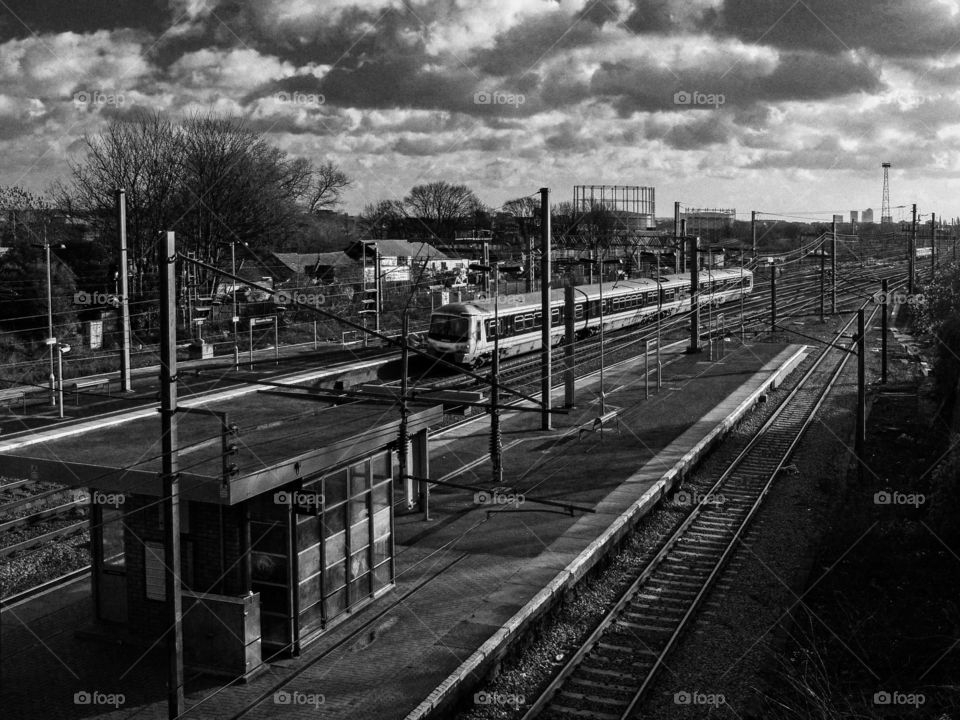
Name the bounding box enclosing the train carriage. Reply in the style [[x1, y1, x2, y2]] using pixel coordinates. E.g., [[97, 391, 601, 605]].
[[426, 268, 753, 367]]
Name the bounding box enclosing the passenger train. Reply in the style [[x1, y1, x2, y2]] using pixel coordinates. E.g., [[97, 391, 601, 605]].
[[426, 268, 754, 367]]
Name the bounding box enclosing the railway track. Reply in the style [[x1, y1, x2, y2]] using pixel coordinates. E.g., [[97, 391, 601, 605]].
[[521, 299, 878, 720]]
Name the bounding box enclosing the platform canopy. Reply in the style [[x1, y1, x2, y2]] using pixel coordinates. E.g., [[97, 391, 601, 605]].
[[0, 390, 443, 505]]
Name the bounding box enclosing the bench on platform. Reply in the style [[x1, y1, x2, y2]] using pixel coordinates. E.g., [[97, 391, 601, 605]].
[[0, 387, 28, 413], [71, 377, 111, 405]]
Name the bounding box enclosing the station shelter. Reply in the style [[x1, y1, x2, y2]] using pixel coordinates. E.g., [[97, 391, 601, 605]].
[[0, 388, 440, 678]]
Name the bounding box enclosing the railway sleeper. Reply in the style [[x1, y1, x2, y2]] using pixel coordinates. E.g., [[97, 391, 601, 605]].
[[566, 677, 634, 697], [683, 530, 730, 544], [634, 584, 699, 599], [657, 563, 708, 582], [577, 665, 637, 682], [664, 551, 718, 567], [623, 607, 683, 625], [616, 618, 675, 634], [546, 702, 621, 720], [695, 516, 738, 527], [554, 689, 630, 707]]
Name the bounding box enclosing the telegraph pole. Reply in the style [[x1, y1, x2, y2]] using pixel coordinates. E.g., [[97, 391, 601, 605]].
[[540, 187, 552, 431], [687, 235, 701, 353], [770, 261, 777, 333], [931, 212, 936, 276], [819, 237, 825, 322], [398, 311, 410, 509], [564, 284, 575, 408], [751, 210, 758, 260], [910, 204, 917, 295], [679, 219, 687, 271], [674, 201, 681, 273], [881, 279, 888, 384], [831, 220, 837, 314], [115, 189, 132, 392], [856, 308, 866, 484], [158, 231, 184, 720]]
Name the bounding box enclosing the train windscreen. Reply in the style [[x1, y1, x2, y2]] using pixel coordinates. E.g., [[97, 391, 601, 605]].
[[428, 315, 471, 342]]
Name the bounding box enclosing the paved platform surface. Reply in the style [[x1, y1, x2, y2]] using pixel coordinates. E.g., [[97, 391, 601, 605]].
[[1, 340, 806, 719]]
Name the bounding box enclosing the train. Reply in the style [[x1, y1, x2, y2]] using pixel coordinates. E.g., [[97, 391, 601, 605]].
[[426, 267, 754, 367]]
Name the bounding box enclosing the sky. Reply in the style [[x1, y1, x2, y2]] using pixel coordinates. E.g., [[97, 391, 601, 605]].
[[1, 0, 959, 223]]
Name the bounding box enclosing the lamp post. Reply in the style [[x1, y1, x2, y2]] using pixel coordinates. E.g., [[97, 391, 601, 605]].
[[56, 342, 71, 418], [470, 261, 522, 486], [32, 231, 64, 406], [218, 240, 242, 369]]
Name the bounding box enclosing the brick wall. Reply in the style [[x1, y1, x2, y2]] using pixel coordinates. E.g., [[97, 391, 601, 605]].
[[123, 495, 246, 640]]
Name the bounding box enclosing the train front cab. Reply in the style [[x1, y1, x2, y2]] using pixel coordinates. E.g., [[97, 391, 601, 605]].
[[427, 309, 479, 365]]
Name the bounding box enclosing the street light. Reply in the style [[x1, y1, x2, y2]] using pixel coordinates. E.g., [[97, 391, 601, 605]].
[[470, 261, 522, 486], [56, 342, 71, 418], [218, 240, 243, 369], [32, 233, 65, 406]]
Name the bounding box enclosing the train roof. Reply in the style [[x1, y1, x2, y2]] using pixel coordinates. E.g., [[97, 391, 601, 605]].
[[433, 268, 751, 316]]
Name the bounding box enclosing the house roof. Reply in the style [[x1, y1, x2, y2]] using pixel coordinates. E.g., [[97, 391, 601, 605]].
[[271, 252, 324, 275], [314, 251, 355, 267], [358, 239, 449, 260]]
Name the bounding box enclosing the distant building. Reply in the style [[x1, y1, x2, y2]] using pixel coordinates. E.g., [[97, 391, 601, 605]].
[[347, 239, 465, 283], [850, 211, 859, 223], [862, 208, 875, 223], [833, 214, 844, 225], [680, 208, 736, 242]]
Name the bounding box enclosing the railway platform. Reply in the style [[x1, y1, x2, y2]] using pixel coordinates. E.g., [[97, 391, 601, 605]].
[[1, 339, 807, 720]]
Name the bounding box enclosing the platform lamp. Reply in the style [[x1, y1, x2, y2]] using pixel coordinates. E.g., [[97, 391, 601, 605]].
[[217, 240, 243, 370], [56, 342, 70, 418], [32, 235, 66, 406], [469, 261, 522, 486]]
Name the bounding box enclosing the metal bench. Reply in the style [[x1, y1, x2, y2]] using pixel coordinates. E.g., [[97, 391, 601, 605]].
[[71, 377, 112, 405], [0, 387, 27, 413]]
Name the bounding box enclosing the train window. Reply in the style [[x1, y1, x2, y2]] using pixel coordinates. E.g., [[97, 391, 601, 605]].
[[575, 304, 583, 319], [551, 308, 560, 325], [534, 312, 542, 327], [429, 315, 470, 342]]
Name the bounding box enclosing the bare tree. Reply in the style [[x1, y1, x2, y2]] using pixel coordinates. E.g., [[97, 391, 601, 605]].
[[175, 113, 312, 287], [358, 199, 405, 239], [62, 112, 317, 294], [60, 112, 182, 292], [403, 181, 482, 239], [307, 160, 351, 214]]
